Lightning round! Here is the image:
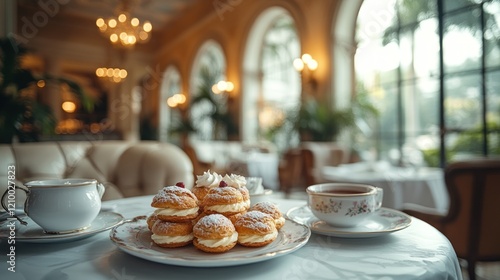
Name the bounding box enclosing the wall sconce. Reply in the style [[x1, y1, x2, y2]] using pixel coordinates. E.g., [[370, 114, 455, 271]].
[[293, 54, 318, 72], [167, 93, 187, 108], [293, 53, 318, 93], [211, 80, 234, 95]]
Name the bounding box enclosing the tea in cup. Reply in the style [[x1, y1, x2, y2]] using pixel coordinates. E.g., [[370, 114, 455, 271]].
[[306, 183, 383, 227], [1, 179, 105, 234]]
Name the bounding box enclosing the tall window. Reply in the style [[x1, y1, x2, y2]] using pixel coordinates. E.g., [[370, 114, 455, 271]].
[[159, 66, 181, 142], [260, 15, 301, 150], [243, 8, 301, 151], [355, 0, 500, 167], [190, 40, 227, 140]]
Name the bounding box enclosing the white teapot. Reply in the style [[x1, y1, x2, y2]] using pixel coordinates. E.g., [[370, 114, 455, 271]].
[[2, 179, 105, 234]]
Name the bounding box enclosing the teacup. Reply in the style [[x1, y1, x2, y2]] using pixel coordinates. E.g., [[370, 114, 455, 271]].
[[306, 183, 383, 227], [1, 179, 105, 234]]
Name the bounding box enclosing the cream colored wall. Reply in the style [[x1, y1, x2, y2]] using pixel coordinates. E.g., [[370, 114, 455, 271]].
[[150, 0, 341, 139]]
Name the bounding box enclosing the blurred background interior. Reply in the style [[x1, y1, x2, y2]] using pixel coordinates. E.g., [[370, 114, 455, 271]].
[[1, 1, 500, 278]]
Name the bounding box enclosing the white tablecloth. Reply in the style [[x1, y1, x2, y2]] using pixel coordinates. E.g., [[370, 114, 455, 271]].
[[0, 195, 462, 280], [322, 163, 450, 213]]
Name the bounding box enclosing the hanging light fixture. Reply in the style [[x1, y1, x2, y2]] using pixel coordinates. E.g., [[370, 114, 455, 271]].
[[96, 0, 152, 48]]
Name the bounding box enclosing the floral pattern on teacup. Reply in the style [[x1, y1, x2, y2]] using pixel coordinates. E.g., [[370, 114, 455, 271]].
[[345, 200, 371, 217], [313, 199, 342, 213]]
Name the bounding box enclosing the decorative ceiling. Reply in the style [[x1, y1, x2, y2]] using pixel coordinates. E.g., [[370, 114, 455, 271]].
[[17, 0, 200, 31]]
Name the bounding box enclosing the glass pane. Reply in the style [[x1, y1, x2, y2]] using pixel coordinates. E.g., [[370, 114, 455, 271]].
[[443, 9, 482, 74], [487, 70, 500, 154], [398, 0, 437, 25], [446, 132, 484, 161], [443, 0, 479, 13], [400, 18, 440, 81], [444, 74, 482, 130], [355, 37, 399, 86], [401, 80, 440, 167], [484, 0, 500, 68], [375, 86, 400, 163]]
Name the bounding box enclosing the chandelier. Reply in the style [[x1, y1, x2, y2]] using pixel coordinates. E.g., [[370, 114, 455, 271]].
[[95, 1, 152, 48]]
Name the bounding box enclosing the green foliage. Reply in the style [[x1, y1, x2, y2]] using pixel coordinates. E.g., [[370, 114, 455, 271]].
[[291, 97, 355, 142], [189, 66, 238, 140]]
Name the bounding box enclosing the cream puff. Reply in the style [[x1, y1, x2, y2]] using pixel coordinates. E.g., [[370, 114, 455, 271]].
[[201, 183, 247, 216], [193, 170, 223, 201], [249, 201, 285, 230], [151, 185, 199, 222], [222, 174, 250, 210], [146, 213, 159, 231], [234, 211, 278, 247], [151, 220, 194, 248], [193, 214, 238, 253]]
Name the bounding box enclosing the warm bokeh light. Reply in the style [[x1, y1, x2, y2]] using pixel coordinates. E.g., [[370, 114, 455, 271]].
[[61, 101, 76, 113], [97, 8, 152, 48], [294, 54, 318, 72], [167, 93, 187, 108], [96, 67, 127, 83], [212, 81, 234, 94], [37, 80, 46, 88]]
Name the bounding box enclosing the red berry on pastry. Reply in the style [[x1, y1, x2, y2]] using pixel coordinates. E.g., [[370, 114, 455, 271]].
[[219, 181, 228, 187], [175, 182, 185, 188]]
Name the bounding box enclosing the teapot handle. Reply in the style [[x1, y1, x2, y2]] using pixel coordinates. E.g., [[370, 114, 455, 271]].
[[96, 182, 105, 199], [1, 185, 28, 225]]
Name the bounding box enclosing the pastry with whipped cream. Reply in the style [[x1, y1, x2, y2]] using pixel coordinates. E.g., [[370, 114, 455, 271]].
[[146, 213, 159, 231], [249, 201, 285, 230], [151, 220, 194, 248], [193, 214, 238, 253], [222, 174, 250, 210], [234, 211, 278, 247], [202, 182, 247, 216], [151, 184, 199, 222], [193, 170, 223, 201]]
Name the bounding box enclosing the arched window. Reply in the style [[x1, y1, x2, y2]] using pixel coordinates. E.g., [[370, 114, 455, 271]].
[[158, 65, 182, 142], [353, 0, 500, 167], [243, 7, 301, 151], [189, 40, 228, 140]]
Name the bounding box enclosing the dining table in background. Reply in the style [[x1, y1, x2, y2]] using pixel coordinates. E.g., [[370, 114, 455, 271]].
[[0, 195, 462, 280], [322, 161, 450, 214]]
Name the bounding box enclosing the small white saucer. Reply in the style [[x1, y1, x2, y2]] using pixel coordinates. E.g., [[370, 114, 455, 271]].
[[0, 211, 124, 243], [286, 205, 411, 238]]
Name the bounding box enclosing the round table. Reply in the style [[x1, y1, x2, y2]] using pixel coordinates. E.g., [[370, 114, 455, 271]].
[[0, 195, 462, 280]]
